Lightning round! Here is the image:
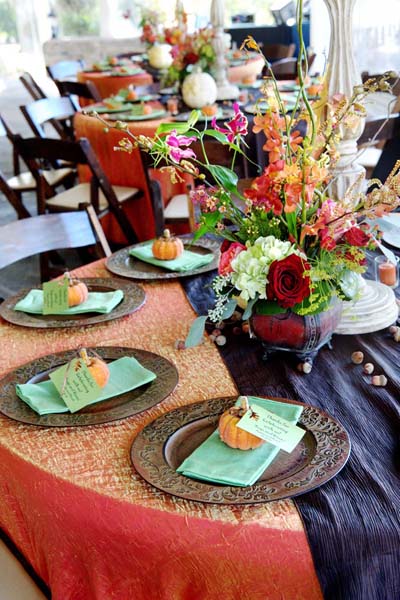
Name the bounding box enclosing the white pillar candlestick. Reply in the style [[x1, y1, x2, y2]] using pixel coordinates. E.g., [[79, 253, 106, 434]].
[[322, 0, 366, 200], [210, 0, 239, 100]]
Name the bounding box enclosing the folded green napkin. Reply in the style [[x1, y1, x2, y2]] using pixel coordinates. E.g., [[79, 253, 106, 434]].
[[14, 290, 124, 315], [177, 397, 303, 487], [15, 356, 156, 415], [129, 242, 214, 272]]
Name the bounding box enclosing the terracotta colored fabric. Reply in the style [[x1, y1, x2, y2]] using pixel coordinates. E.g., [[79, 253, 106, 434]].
[[74, 111, 192, 243], [0, 259, 322, 600], [228, 56, 264, 83], [77, 70, 153, 100]]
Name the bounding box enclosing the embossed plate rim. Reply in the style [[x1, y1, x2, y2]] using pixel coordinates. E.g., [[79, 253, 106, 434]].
[[130, 396, 351, 504], [106, 238, 219, 280], [0, 278, 145, 329], [0, 346, 178, 427]]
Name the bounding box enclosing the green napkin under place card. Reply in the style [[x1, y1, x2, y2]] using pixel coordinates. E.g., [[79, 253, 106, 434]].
[[177, 397, 303, 487], [129, 243, 214, 272], [14, 289, 124, 315], [15, 356, 156, 415]]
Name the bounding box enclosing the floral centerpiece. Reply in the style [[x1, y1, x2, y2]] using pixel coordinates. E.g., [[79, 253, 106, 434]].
[[163, 28, 216, 87], [95, 1, 400, 368]]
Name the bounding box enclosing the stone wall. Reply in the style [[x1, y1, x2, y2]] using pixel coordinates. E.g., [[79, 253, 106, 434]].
[[43, 37, 146, 67]]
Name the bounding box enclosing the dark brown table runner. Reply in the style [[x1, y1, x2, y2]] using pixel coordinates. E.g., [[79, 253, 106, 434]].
[[181, 265, 400, 600]]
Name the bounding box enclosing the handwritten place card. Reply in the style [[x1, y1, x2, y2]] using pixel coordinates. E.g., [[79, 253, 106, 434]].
[[42, 278, 69, 315], [50, 358, 102, 413], [237, 404, 305, 453]]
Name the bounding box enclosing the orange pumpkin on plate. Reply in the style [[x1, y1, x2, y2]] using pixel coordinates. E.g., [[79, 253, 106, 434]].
[[79, 348, 110, 388], [218, 396, 265, 450], [65, 273, 89, 307], [201, 104, 218, 117], [152, 229, 184, 260]]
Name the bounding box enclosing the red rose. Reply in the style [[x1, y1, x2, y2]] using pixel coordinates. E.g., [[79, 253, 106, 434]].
[[266, 254, 312, 309], [218, 241, 246, 275], [343, 227, 370, 247], [184, 52, 199, 65]]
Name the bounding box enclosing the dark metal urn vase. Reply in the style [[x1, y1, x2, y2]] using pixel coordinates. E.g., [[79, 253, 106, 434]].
[[250, 300, 342, 371]]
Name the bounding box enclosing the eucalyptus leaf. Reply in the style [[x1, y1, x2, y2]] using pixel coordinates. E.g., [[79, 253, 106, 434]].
[[185, 316, 208, 348], [221, 298, 237, 320], [242, 297, 258, 320]]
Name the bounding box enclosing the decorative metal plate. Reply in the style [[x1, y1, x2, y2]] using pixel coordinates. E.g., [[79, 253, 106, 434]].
[[131, 396, 350, 504], [0, 347, 178, 427], [106, 239, 219, 280], [0, 278, 145, 329]]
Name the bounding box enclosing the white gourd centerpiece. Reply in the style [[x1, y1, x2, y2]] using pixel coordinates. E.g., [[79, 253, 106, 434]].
[[181, 68, 218, 109], [148, 43, 173, 70]]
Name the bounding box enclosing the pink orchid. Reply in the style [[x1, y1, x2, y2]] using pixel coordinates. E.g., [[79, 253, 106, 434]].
[[165, 130, 197, 163], [212, 102, 248, 143]]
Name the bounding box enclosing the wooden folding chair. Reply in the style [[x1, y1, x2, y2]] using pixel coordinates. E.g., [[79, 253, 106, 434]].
[[19, 72, 47, 100], [54, 80, 102, 105], [0, 206, 111, 281], [261, 43, 296, 63], [20, 97, 77, 141], [358, 112, 400, 181], [46, 60, 84, 82], [14, 136, 142, 245], [0, 115, 75, 219]]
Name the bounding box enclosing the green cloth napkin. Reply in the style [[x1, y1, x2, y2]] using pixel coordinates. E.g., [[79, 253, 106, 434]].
[[177, 396, 303, 487], [129, 242, 214, 272], [15, 356, 156, 415], [14, 290, 124, 315]]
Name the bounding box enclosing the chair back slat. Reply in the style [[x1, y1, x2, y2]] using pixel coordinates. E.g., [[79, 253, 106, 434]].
[[46, 60, 84, 82], [55, 80, 102, 103], [20, 97, 77, 139]]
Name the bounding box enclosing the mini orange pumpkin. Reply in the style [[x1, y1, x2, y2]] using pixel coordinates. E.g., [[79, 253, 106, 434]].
[[65, 273, 89, 307], [152, 229, 184, 260], [218, 396, 265, 450], [201, 104, 218, 117], [79, 348, 110, 388]]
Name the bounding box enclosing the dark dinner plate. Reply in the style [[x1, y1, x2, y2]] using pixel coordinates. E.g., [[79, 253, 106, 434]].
[[106, 239, 219, 280], [0, 347, 178, 427], [131, 396, 350, 504], [0, 278, 145, 328]]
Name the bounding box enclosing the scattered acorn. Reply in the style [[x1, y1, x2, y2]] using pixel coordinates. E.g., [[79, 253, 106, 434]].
[[363, 363, 374, 375], [351, 351, 364, 364], [297, 361, 312, 374], [215, 335, 227, 346], [371, 374, 387, 387]]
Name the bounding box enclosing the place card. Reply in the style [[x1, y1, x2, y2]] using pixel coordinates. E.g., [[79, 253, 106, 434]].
[[237, 403, 305, 452], [49, 358, 102, 413], [42, 277, 69, 314]]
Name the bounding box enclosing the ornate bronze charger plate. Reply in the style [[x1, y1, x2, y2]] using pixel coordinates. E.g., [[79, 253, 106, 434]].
[[0, 347, 178, 427], [0, 278, 145, 329], [131, 396, 350, 504], [106, 239, 219, 280]]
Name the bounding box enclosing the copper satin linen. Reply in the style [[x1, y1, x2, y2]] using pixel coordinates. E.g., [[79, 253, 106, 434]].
[[0, 260, 322, 600]]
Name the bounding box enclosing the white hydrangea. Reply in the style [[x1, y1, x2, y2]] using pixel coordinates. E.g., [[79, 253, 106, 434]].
[[230, 236, 295, 301]]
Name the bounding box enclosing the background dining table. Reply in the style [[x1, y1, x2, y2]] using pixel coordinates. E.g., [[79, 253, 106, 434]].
[[0, 258, 322, 600], [77, 68, 154, 100], [74, 108, 192, 244]]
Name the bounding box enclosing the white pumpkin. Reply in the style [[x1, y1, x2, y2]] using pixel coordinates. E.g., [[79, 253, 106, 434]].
[[148, 44, 173, 69], [181, 70, 218, 109]]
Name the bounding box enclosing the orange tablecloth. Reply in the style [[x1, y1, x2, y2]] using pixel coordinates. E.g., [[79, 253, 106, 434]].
[[0, 259, 322, 600], [74, 110, 192, 243], [78, 69, 153, 100]]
